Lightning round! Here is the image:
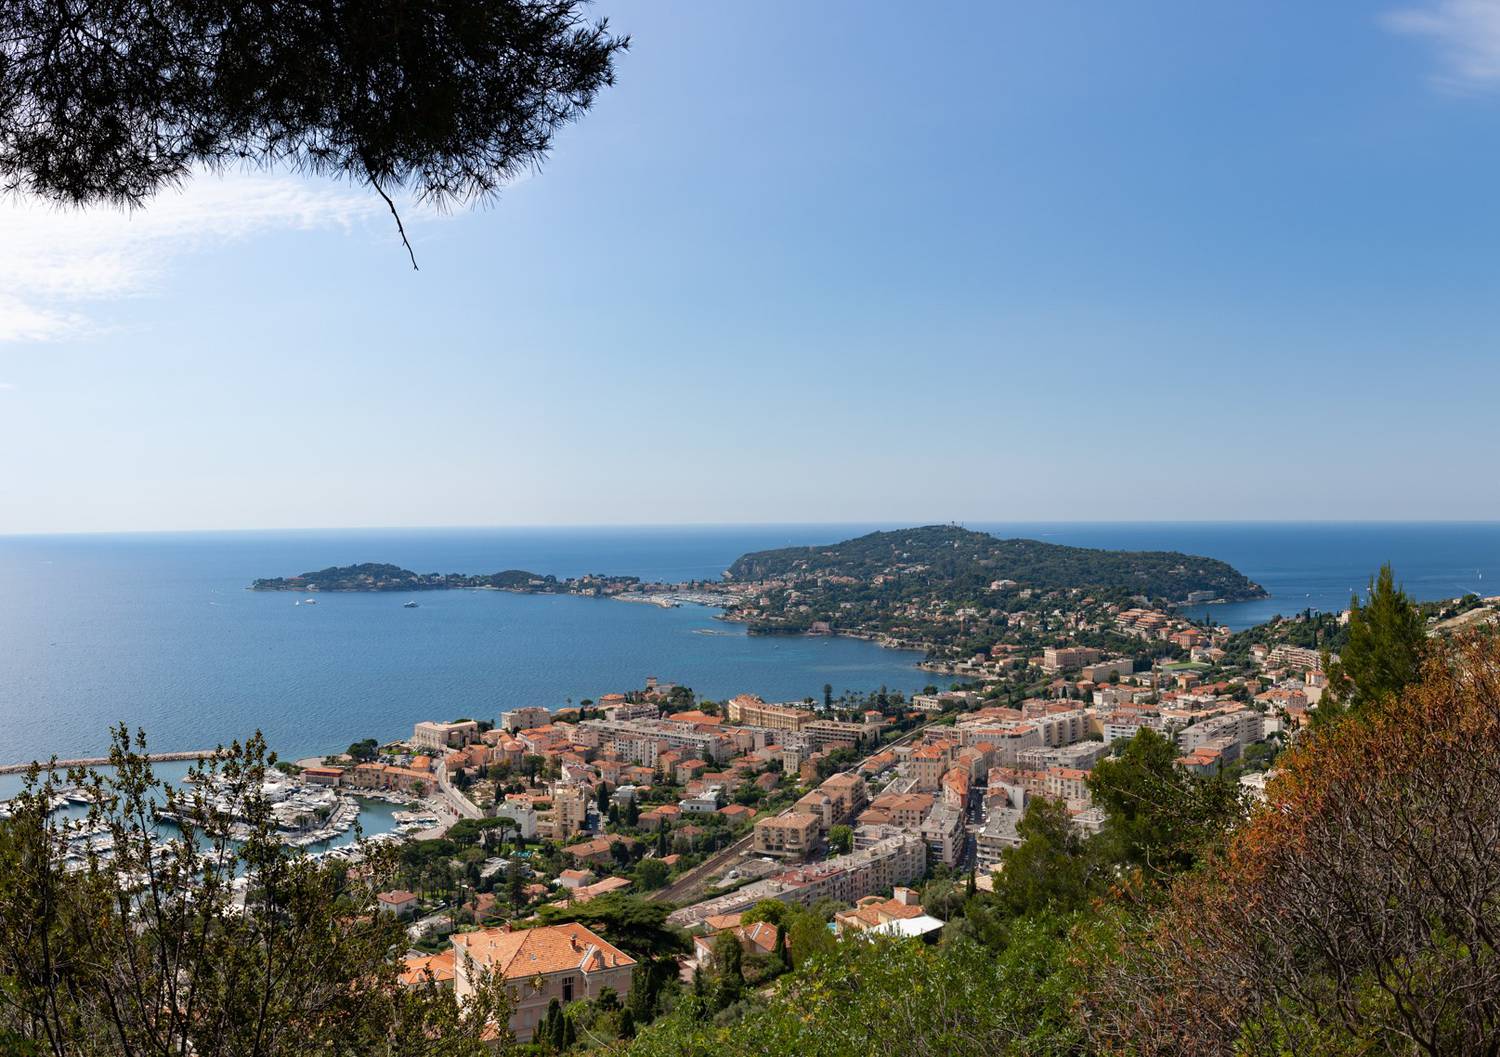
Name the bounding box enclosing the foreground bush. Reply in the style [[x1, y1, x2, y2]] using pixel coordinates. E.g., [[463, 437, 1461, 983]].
[[625, 917, 1081, 1057], [0, 728, 507, 1057], [1083, 632, 1500, 1056]]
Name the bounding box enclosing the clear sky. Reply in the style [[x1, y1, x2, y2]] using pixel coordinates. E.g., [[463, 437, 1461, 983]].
[[3, 1, 1500, 533]]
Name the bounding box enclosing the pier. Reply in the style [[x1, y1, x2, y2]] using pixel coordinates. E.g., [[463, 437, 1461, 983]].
[[0, 750, 222, 776]]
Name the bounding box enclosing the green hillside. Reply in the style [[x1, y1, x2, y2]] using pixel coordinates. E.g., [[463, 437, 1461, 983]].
[[725, 525, 1264, 603]]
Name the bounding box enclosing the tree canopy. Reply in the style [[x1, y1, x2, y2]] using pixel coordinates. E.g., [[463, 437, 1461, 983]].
[[0, 727, 508, 1056], [1319, 562, 1428, 724], [1087, 726, 1242, 877], [0, 0, 627, 265], [534, 893, 686, 961], [1084, 632, 1500, 1056], [985, 797, 1094, 920], [625, 923, 1081, 1057]]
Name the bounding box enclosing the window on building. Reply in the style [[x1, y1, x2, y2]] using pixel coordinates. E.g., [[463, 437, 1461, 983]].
[[562, 977, 574, 1003]]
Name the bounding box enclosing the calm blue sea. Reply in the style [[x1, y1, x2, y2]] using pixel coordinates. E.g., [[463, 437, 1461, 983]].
[[1, 523, 1496, 777]]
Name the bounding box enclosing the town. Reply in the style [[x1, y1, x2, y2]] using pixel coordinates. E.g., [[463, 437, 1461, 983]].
[[19, 568, 1495, 1050], [287, 586, 1357, 1044]]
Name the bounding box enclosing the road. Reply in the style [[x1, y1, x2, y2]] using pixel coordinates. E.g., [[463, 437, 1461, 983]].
[[408, 793, 465, 840], [648, 717, 943, 906], [650, 830, 756, 905], [435, 760, 485, 821]]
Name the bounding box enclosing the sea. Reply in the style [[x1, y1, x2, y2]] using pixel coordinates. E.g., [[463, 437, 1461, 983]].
[[2, 522, 1497, 791]]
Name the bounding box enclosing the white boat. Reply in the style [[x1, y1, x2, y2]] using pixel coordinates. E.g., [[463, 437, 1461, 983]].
[[302, 598, 318, 605]]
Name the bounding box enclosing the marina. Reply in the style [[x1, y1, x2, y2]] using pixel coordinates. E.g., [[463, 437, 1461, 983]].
[[3, 768, 411, 873]]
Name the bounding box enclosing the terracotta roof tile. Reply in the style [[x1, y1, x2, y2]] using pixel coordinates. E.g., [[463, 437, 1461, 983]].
[[400, 949, 456, 986], [452, 922, 635, 979]]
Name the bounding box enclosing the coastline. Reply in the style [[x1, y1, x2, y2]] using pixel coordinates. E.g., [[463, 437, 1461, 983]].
[[253, 560, 1278, 687], [17, 523, 1496, 773]]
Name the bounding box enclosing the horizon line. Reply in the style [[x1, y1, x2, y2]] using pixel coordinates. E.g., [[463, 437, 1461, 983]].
[[5, 518, 1500, 541]]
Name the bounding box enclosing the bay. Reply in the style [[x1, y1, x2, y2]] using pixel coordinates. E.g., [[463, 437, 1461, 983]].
[[0, 526, 931, 768], [2, 522, 1496, 779]]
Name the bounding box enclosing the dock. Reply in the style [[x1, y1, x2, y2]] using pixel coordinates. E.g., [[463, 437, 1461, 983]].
[[0, 750, 222, 776]]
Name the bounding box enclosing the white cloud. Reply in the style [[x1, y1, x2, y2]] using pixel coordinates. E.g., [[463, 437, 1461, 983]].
[[1383, 0, 1500, 91], [0, 173, 388, 343]]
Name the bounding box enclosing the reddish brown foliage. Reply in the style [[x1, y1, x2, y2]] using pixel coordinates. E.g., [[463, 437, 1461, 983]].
[[1082, 633, 1500, 1057]]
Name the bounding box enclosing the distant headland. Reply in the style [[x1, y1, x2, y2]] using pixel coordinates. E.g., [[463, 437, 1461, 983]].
[[251, 528, 1267, 647], [250, 562, 643, 595]]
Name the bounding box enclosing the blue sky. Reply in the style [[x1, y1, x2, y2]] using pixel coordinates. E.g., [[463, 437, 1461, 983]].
[[3, 0, 1500, 532]]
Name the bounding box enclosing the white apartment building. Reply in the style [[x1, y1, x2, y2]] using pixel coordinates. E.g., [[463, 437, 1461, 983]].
[[412, 720, 480, 753], [501, 707, 552, 732]]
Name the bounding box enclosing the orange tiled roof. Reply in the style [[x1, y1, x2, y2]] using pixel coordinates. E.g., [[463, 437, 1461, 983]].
[[736, 921, 780, 954], [567, 876, 632, 903], [400, 949, 456, 986], [838, 895, 928, 929], [452, 922, 635, 979]]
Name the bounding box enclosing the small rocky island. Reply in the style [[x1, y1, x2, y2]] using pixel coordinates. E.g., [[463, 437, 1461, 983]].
[[250, 562, 640, 594]]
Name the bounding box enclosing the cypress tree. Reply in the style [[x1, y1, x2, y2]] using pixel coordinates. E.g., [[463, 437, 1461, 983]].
[[627, 962, 654, 1021], [1319, 564, 1427, 725]]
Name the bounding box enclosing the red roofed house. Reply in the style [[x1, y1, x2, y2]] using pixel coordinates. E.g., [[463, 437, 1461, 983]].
[[565, 876, 632, 904], [564, 834, 639, 865], [675, 759, 709, 784], [691, 921, 783, 969], [400, 948, 456, 989], [558, 868, 597, 889], [453, 923, 635, 1042], [833, 887, 927, 934], [376, 890, 419, 919], [638, 804, 681, 830], [700, 912, 744, 934]]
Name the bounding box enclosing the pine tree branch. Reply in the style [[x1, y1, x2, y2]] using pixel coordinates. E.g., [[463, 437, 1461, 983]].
[[367, 169, 418, 271]]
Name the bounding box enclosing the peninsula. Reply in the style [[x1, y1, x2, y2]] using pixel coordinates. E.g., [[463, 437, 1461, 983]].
[[726, 526, 1262, 599], [252, 529, 1261, 604], [719, 525, 1264, 638], [251, 526, 1266, 660], [250, 562, 641, 595]]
